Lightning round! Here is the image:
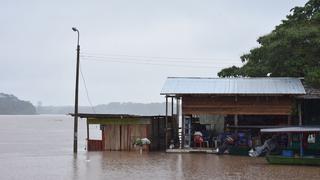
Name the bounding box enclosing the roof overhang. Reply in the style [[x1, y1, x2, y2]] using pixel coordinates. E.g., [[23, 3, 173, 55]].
[[161, 77, 306, 96], [69, 113, 165, 119]]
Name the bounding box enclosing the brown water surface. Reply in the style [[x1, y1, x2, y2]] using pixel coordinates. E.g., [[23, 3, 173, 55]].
[[0, 115, 319, 180]]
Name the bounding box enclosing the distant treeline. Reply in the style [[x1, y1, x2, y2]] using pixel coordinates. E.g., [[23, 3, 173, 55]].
[[37, 102, 170, 116], [0, 93, 36, 115], [0, 92, 169, 115]]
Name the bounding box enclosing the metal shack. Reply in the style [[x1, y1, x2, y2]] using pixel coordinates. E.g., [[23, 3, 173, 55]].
[[77, 113, 174, 151], [161, 77, 307, 149]]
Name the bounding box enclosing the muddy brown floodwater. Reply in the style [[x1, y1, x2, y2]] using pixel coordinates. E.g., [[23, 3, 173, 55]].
[[0, 115, 319, 180]]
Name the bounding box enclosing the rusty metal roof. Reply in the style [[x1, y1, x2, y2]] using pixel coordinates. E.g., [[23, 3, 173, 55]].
[[160, 77, 306, 95]]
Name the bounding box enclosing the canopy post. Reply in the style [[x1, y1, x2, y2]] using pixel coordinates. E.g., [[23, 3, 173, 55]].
[[171, 97, 174, 145], [181, 97, 185, 149], [234, 114, 238, 133], [288, 115, 292, 146], [86, 119, 89, 140], [176, 97, 180, 148], [86, 119, 90, 151], [300, 132, 304, 157], [165, 96, 168, 149], [298, 103, 302, 126]]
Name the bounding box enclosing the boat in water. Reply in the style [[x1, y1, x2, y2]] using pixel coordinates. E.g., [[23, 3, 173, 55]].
[[259, 126, 320, 166]]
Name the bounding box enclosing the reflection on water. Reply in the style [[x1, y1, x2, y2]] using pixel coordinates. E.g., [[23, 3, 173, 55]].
[[0, 115, 320, 180]]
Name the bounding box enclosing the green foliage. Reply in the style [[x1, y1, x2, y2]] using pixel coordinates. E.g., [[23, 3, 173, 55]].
[[218, 0, 320, 86], [305, 68, 320, 88], [217, 66, 243, 77]]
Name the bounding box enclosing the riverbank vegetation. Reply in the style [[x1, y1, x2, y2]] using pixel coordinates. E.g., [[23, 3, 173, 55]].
[[0, 93, 36, 115]]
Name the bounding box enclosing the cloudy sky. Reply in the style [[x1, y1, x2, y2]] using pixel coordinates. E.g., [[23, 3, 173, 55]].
[[1, 0, 307, 106]]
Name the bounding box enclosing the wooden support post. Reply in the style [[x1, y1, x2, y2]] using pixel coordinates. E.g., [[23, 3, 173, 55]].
[[170, 97, 174, 146], [288, 115, 292, 147], [300, 132, 304, 157], [101, 126, 105, 151], [181, 97, 185, 149], [298, 102, 303, 157], [165, 96, 168, 149], [298, 103, 302, 126], [86, 119, 89, 140], [176, 97, 180, 148], [86, 119, 89, 151], [171, 97, 174, 116], [234, 114, 238, 133]]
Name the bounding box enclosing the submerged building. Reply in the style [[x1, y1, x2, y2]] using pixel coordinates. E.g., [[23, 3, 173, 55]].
[[75, 77, 320, 152], [75, 113, 175, 151], [160, 77, 320, 149]]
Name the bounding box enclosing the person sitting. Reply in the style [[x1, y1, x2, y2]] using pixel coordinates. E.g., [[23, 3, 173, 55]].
[[194, 131, 204, 147]]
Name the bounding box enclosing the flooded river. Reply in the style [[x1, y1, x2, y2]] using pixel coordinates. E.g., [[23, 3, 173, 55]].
[[0, 115, 319, 180]]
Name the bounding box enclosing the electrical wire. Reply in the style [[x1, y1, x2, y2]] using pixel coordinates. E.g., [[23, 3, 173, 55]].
[[80, 56, 234, 69], [80, 54, 240, 65], [77, 52, 240, 107], [81, 52, 241, 64], [79, 64, 96, 113]]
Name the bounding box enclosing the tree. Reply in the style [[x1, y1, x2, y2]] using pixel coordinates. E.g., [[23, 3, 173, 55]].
[[218, 0, 320, 87]]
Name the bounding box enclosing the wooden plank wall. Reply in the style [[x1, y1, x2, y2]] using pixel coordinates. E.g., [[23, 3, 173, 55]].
[[101, 117, 175, 151], [104, 125, 121, 150], [129, 125, 148, 150], [182, 95, 293, 115], [120, 125, 130, 150], [103, 124, 149, 151]]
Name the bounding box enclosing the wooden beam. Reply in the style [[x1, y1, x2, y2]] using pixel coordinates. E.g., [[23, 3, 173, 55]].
[[87, 117, 151, 125], [182, 107, 292, 115]]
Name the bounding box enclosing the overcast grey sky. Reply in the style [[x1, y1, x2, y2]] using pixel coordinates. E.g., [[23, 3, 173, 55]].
[[0, 0, 308, 106]]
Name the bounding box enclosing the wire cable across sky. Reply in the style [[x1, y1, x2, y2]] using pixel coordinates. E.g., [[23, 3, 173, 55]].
[[79, 64, 96, 113], [80, 52, 243, 69]]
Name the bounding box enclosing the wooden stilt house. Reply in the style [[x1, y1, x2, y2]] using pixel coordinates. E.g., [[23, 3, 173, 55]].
[[161, 77, 307, 149]]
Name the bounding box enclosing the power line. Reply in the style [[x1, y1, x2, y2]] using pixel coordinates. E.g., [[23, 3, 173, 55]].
[[81, 52, 241, 63], [80, 56, 234, 69], [80, 54, 241, 65], [79, 64, 96, 113]]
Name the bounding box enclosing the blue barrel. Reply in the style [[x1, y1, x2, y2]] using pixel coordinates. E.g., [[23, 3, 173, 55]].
[[282, 150, 294, 157]]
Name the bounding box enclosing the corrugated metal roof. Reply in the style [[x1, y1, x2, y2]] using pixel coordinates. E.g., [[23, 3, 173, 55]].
[[160, 77, 306, 95]]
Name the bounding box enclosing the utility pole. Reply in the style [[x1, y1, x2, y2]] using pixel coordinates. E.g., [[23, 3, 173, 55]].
[[72, 27, 80, 153]]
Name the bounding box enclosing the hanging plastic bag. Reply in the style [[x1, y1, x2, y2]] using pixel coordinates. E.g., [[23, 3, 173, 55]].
[[307, 134, 316, 143]]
